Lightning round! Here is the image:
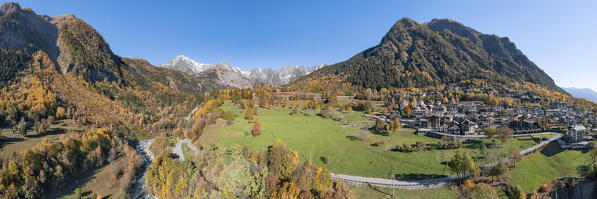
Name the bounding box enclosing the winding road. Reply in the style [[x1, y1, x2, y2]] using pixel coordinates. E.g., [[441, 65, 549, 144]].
[[173, 139, 198, 161], [330, 134, 563, 189], [130, 138, 198, 198], [134, 134, 562, 192]]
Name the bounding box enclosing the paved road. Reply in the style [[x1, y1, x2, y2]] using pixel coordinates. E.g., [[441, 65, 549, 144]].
[[428, 131, 559, 139], [483, 134, 562, 169], [164, 135, 562, 190], [331, 134, 563, 189], [330, 173, 458, 190], [172, 139, 198, 161]]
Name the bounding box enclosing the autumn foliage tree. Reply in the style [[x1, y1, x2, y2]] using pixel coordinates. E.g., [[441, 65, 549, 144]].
[[448, 149, 480, 181], [252, 122, 262, 137], [267, 139, 299, 180], [145, 139, 353, 198], [497, 127, 513, 144], [0, 129, 142, 198], [55, 107, 66, 119], [245, 106, 257, 120]]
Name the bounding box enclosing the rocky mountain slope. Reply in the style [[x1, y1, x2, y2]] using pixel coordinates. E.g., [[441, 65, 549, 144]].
[[158, 55, 213, 75], [306, 18, 562, 92], [0, 2, 207, 130], [159, 55, 323, 87], [564, 87, 597, 102]]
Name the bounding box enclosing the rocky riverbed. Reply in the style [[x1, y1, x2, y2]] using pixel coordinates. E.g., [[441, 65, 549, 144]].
[[129, 139, 157, 199]]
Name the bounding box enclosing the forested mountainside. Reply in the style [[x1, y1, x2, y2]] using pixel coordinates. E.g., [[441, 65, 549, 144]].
[[306, 18, 562, 93], [0, 3, 210, 197], [2, 2, 597, 199], [0, 2, 207, 135]]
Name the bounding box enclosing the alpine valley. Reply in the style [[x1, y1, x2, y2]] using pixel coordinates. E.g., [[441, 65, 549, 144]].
[[1, 2, 597, 199]]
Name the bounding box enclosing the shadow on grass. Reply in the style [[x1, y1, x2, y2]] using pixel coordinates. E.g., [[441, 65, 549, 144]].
[[367, 184, 392, 196], [48, 167, 102, 199], [370, 141, 384, 146], [0, 137, 25, 148], [366, 127, 390, 136], [25, 128, 67, 138], [426, 142, 466, 151], [462, 140, 492, 150], [82, 191, 92, 197], [386, 146, 398, 152], [577, 165, 591, 176], [518, 136, 541, 143], [426, 143, 441, 149], [540, 141, 564, 157], [346, 135, 364, 142]]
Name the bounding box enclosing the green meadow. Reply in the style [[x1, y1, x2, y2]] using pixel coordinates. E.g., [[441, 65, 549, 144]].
[[197, 102, 549, 179], [508, 145, 593, 193]]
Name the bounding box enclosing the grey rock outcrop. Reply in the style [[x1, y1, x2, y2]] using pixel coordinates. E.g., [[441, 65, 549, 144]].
[[159, 55, 324, 88]]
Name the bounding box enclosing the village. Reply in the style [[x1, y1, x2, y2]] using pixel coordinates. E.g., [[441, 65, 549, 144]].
[[374, 89, 597, 149]]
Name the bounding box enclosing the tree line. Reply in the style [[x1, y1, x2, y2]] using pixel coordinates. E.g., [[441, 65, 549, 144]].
[[146, 139, 354, 199], [0, 129, 143, 198]]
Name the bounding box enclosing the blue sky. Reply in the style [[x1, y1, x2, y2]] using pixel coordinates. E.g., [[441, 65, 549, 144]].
[[8, 0, 597, 91]]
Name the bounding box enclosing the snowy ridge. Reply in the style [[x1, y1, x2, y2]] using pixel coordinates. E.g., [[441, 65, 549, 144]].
[[158, 55, 214, 75], [160, 55, 325, 87]]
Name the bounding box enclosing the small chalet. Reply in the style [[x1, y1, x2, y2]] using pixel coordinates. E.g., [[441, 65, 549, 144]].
[[566, 124, 587, 143], [460, 120, 478, 135], [448, 122, 461, 135], [427, 115, 441, 129]]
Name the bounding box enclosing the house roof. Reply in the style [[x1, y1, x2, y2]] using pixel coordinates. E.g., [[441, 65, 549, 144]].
[[571, 124, 587, 131]]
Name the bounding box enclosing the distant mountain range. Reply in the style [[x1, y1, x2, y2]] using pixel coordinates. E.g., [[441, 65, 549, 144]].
[[0, 2, 212, 127], [159, 55, 324, 87], [307, 18, 563, 93], [564, 87, 597, 102], [0, 0, 571, 99]]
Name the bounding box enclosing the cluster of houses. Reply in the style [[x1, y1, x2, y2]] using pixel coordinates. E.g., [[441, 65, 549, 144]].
[[389, 91, 596, 144]]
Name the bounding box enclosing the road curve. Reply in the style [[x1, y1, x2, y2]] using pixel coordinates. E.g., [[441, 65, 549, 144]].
[[166, 134, 562, 190], [331, 134, 563, 189], [172, 139, 199, 161]]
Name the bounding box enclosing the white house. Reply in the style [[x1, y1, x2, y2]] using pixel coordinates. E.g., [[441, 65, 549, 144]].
[[567, 124, 587, 143]]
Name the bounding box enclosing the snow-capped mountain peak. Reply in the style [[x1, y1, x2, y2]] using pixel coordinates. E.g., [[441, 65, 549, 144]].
[[159, 55, 214, 75], [160, 55, 324, 87]]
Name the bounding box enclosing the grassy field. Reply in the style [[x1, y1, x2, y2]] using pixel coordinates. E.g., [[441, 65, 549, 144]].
[[351, 185, 460, 199], [0, 119, 90, 159], [197, 103, 546, 179], [58, 157, 123, 199], [508, 142, 593, 193]]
